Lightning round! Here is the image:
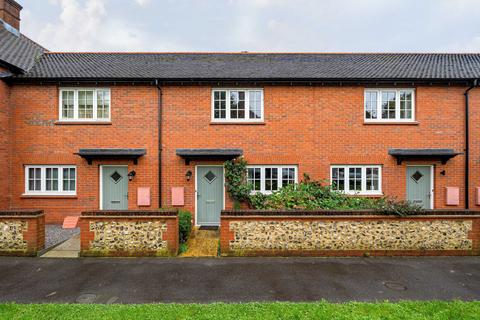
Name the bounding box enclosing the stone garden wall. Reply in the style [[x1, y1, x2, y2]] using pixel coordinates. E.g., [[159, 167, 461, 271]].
[[0, 209, 45, 256], [80, 210, 179, 257], [220, 210, 480, 256]]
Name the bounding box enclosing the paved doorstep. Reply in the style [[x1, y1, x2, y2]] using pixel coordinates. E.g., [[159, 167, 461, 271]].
[[0, 257, 479, 303]]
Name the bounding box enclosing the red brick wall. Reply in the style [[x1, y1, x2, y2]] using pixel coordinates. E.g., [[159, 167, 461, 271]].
[[6, 83, 480, 223], [0, 68, 11, 208], [161, 86, 474, 224], [9, 85, 159, 223]]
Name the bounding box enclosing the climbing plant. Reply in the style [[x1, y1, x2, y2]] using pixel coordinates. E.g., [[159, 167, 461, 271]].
[[224, 157, 252, 208]]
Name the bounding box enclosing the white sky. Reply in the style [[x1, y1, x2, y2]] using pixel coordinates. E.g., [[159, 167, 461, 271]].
[[18, 0, 480, 52]]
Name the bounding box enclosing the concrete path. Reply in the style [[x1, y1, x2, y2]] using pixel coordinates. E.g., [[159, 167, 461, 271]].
[[40, 234, 80, 258], [0, 256, 479, 303]]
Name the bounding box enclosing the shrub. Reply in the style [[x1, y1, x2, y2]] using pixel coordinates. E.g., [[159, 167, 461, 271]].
[[224, 158, 423, 216], [248, 178, 423, 216], [178, 210, 192, 244], [179, 243, 188, 254], [373, 197, 425, 216]]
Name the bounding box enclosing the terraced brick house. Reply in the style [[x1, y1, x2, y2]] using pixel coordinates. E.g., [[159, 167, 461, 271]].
[[1, 0, 480, 225]]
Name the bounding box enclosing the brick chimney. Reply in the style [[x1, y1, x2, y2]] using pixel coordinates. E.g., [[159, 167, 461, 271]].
[[0, 0, 22, 30]]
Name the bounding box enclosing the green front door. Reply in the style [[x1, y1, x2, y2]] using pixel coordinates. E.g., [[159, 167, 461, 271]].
[[102, 166, 128, 210], [197, 166, 224, 226], [406, 166, 432, 209]]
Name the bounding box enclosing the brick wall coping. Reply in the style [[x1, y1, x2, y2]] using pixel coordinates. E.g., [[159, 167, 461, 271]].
[[0, 209, 44, 217], [81, 209, 178, 217], [221, 209, 480, 217]]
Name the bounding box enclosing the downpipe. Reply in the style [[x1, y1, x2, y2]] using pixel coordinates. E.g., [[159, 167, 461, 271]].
[[464, 79, 479, 209]]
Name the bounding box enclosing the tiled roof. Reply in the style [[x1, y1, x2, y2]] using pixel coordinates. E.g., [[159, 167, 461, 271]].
[[0, 22, 46, 72], [18, 52, 480, 80]]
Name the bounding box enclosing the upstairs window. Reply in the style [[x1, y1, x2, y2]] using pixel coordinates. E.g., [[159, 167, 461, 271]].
[[212, 89, 263, 122], [59, 88, 110, 121], [25, 165, 76, 195], [247, 165, 297, 194], [364, 89, 414, 122], [331, 165, 382, 195]]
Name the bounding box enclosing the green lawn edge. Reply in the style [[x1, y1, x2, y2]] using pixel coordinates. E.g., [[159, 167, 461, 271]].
[[1, 301, 479, 320]]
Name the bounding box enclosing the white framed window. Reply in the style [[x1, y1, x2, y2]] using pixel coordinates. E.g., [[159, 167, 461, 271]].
[[24, 165, 77, 195], [330, 165, 382, 195], [59, 88, 110, 121], [247, 165, 297, 194], [364, 89, 414, 122], [212, 89, 264, 122]]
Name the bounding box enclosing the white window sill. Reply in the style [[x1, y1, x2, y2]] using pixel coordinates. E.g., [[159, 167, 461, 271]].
[[363, 121, 418, 125], [345, 192, 383, 197], [250, 190, 277, 195], [21, 193, 77, 199], [210, 121, 265, 125], [55, 120, 111, 125]]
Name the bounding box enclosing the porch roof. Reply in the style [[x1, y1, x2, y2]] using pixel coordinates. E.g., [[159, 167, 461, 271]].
[[76, 148, 146, 165], [388, 148, 462, 165], [176, 148, 243, 165]]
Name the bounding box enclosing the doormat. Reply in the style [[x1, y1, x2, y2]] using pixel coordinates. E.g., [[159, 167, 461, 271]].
[[199, 226, 219, 231]]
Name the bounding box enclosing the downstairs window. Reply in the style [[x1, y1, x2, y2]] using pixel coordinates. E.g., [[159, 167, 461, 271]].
[[24, 165, 76, 195], [247, 165, 297, 194], [330, 165, 382, 195]]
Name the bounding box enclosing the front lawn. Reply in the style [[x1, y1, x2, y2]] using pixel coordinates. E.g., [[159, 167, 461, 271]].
[[1, 301, 479, 320]]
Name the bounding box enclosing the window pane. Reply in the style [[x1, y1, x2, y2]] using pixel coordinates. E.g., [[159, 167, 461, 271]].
[[46, 168, 58, 191], [97, 90, 110, 119], [349, 167, 362, 192], [31, 168, 41, 191], [366, 167, 379, 191], [381, 91, 396, 119], [63, 168, 76, 191], [213, 91, 227, 119], [282, 168, 295, 186], [247, 167, 261, 191], [62, 91, 74, 119], [28, 167, 39, 191], [79, 90, 94, 119], [331, 167, 345, 191], [265, 168, 278, 191], [399, 91, 412, 119], [365, 91, 377, 119], [230, 91, 246, 119], [249, 90, 262, 119]]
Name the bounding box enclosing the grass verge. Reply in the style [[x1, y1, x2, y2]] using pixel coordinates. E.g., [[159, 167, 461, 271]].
[[1, 301, 479, 320]]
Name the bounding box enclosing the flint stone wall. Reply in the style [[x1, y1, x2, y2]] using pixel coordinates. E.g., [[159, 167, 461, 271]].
[[220, 212, 480, 256], [80, 211, 179, 257], [229, 220, 472, 251], [0, 220, 27, 250], [89, 221, 167, 252], [0, 210, 45, 256]]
